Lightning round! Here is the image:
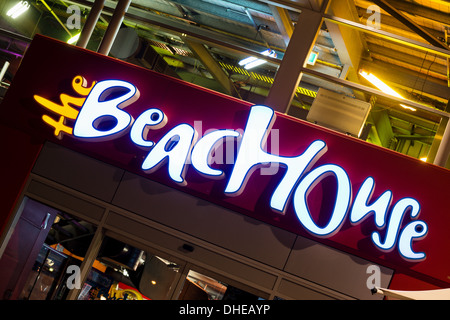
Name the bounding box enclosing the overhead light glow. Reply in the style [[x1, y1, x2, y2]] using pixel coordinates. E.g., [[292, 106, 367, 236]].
[[67, 33, 81, 44], [359, 70, 416, 111], [238, 49, 277, 70], [7, 1, 30, 19]]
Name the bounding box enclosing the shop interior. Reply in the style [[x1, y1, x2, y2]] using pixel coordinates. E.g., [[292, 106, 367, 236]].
[[6, 197, 265, 300]]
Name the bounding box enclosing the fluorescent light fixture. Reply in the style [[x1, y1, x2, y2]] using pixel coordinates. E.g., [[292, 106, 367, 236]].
[[7, 1, 30, 19], [307, 51, 319, 66], [238, 49, 277, 70], [359, 70, 416, 111], [67, 33, 81, 44]]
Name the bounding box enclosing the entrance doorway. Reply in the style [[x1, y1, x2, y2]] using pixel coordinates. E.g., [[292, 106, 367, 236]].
[[0, 197, 271, 300], [0, 197, 96, 300], [77, 235, 268, 300]]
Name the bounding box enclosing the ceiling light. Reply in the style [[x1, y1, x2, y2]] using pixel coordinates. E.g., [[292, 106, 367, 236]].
[[67, 33, 81, 44], [238, 49, 276, 70], [7, 1, 30, 19], [307, 51, 319, 66], [359, 70, 416, 111]]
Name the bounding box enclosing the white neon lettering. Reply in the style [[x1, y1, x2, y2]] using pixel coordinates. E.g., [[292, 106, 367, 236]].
[[350, 177, 392, 227], [224, 105, 328, 213], [141, 123, 197, 184], [398, 221, 428, 260], [73, 80, 138, 140], [191, 129, 240, 177], [58, 78, 429, 261], [293, 164, 351, 237], [372, 197, 421, 251], [130, 108, 167, 147]]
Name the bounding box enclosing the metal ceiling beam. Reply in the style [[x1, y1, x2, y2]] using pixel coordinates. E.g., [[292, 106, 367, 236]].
[[165, 0, 269, 26], [371, 0, 448, 50], [154, 0, 284, 49], [301, 66, 450, 118], [326, 0, 367, 88], [185, 39, 240, 98], [265, 8, 324, 113], [256, 0, 324, 13], [64, 0, 284, 59], [355, 0, 450, 28], [366, 44, 448, 80], [40, 0, 73, 37], [0, 28, 32, 44], [360, 58, 448, 108], [370, 107, 396, 149], [357, 9, 444, 41], [269, 5, 294, 46], [324, 14, 450, 58]]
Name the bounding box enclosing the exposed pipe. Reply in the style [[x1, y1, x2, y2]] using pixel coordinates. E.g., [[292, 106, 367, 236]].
[[40, 0, 72, 37], [372, 0, 448, 51], [434, 120, 450, 167], [97, 0, 131, 55], [0, 49, 22, 58], [76, 0, 105, 48]]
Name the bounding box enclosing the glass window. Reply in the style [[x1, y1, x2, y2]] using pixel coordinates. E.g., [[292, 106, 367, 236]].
[[77, 236, 182, 300], [0, 197, 97, 300], [177, 269, 268, 300]]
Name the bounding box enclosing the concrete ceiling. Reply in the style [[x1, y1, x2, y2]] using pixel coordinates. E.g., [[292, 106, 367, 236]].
[[1, 0, 450, 161]]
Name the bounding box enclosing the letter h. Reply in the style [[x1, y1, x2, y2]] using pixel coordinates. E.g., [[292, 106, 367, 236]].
[[225, 105, 327, 213]]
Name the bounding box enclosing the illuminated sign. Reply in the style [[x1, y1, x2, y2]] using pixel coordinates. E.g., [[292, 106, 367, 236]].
[[34, 76, 428, 261]]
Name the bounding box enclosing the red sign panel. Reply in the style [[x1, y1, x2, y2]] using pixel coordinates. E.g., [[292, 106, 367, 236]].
[[2, 35, 450, 287]]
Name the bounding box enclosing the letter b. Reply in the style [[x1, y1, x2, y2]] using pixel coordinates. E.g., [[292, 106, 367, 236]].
[[73, 80, 139, 140]]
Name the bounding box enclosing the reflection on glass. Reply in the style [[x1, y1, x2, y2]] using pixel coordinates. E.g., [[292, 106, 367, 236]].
[[178, 270, 263, 300], [19, 244, 69, 300], [77, 236, 181, 300], [18, 211, 97, 300]]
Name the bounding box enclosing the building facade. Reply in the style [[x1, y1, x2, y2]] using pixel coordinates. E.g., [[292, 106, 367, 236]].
[[0, 0, 450, 300]]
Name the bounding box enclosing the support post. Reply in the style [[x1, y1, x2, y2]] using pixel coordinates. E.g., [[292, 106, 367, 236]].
[[269, 5, 294, 47], [433, 119, 450, 168], [265, 9, 324, 113], [76, 0, 105, 49], [97, 0, 131, 55], [66, 226, 105, 300], [186, 40, 241, 98]]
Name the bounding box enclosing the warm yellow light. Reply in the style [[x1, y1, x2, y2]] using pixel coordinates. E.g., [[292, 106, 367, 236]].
[[420, 157, 427, 162], [67, 33, 81, 44], [151, 280, 156, 285], [359, 70, 416, 111]]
